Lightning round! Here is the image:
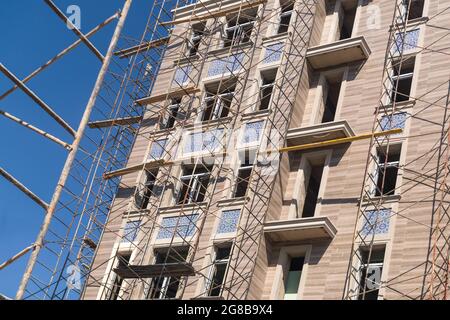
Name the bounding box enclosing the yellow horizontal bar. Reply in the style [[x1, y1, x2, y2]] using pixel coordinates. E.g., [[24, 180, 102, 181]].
[[279, 128, 403, 153]]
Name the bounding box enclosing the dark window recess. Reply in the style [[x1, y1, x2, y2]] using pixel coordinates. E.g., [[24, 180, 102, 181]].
[[391, 58, 415, 103], [321, 80, 342, 123], [375, 147, 401, 196], [188, 23, 206, 56], [136, 170, 158, 209], [224, 9, 257, 47], [208, 246, 232, 297], [302, 163, 325, 218], [178, 166, 211, 204], [284, 257, 304, 299], [161, 98, 182, 129], [405, 0, 425, 20], [358, 247, 386, 300], [338, 4, 357, 40], [107, 254, 131, 300], [234, 155, 253, 198], [259, 70, 277, 110], [278, 0, 294, 34], [146, 248, 189, 300], [202, 83, 235, 121]]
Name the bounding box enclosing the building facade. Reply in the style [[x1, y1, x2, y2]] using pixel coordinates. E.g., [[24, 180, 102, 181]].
[[83, 0, 450, 300]]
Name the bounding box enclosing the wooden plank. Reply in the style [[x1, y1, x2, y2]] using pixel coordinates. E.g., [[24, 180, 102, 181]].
[[135, 85, 200, 105], [88, 116, 142, 129], [161, 0, 267, 26], [103, 160, 173, 180], [114, 37, 170, 59]]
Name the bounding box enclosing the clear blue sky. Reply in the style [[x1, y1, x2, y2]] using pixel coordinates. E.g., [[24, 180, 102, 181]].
[[0, 0, 151, 298]]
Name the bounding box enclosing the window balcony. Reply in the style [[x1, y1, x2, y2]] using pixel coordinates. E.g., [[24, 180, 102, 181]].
[[306, 36, 371, 69], [264, 216, 337, 242], [286, 120, 355, 148]]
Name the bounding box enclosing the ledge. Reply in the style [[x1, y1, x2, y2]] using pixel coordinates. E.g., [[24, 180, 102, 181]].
[[264, 216, 337, 242], [158, 202, 207, 214], [207, 41, 252, 57], [184, 116, 232, 130], [217, 197, 247, 207], [241, 109, 270, 121], [287, 120, 355, 147], [306, 36, 371, 69], [378, 99, 416, 114], [362, 194, 401, 204], [262, 32, 288, 43]]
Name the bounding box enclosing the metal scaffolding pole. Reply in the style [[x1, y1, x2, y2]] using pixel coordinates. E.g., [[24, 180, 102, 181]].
[[15, 0, 133, 300]]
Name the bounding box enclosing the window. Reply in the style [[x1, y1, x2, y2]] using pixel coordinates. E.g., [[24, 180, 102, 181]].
[[391, 58, 415, 103], [284, 256, 304, 300], [233, 152, 254, 198], [278, 0, 294, 34], [404, 0, 425, 20], [258, 68, 277, 110], [358, 247, 386, 300], [136, 170, 158, 209], [187, 23, 206, 56], [337, 2, 357, 40], [178, 166, 211, 204], [207, 245, 232, 297], [224, 9, 257, 48], [121, 221, 141, 243], [161, 98, 181, 129], [375, 145, 401, 197], [107, 254, 131, 300], [146, 247, 189, 299], [320, 74, 343, 123], [302, 163, 325, 218], [202, 81, 235, 121]]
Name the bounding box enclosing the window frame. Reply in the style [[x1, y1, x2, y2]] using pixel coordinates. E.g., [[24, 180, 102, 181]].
[[205, 245, 232, 297], [277, 0, 294, 34], [187, 23, 206, 56], [161, 98, 181, 129], [104, 252, 132, 300], [202, 91, 234, 121], [356, 246, 386, 300], [145, 247, 189, 300], [136, 170, 158, 210], [270, 245, 311, 300], [257, 68, 278, 111], [232, 150, 255, 198], [177, 166, 211, 205], [389, 57, 416, 104], [373, 144, 402, 197], [223, 10, 257, 48]]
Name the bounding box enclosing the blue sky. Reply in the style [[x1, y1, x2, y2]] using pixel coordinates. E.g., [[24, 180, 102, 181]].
[[0, 0, 151, 298]]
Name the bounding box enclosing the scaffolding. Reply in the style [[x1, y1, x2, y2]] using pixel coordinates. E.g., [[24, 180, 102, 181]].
[[1, 0, 450, 301], [343, 0, 450, 300]]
